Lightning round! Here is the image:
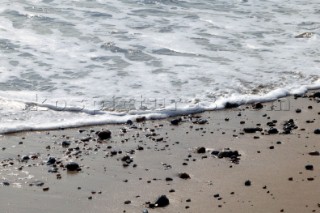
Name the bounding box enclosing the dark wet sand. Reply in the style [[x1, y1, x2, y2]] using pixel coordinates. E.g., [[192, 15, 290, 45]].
[[0, 90, 320, 213]]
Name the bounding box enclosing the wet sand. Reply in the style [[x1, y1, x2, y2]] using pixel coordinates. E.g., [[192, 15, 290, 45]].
[[0, 90, 320, 213]]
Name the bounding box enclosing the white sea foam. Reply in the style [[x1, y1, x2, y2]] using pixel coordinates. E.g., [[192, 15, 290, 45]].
[[0, 0, 319, 134]]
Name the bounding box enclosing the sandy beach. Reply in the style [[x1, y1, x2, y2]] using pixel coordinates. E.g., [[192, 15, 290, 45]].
[[1, 90, 320, 213]]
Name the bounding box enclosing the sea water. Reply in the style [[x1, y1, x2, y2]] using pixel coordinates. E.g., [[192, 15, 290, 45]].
[[0, 0, 319, 133]]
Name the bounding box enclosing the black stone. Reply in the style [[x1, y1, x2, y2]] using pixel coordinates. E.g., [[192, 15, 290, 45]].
[[154, 195, 170, 207], [21, 155, 30, 162], [243, 128, 262, 133], [62, 141, 71, 147], [309, 151, 320, 156], [313, 92, 320, 98], [47, 157, 56, 165], [179, 173, 191, 179], [170, 118, 182, 125], [126, 120, 133, 125], [244, 180, 251, 186], [268, 128, 279, 134], [196, 147, 206, 154], [225, 102, 239, 108], [305, 164, 314, 171], [97, 130, 112, 140], [218, 150, 240, 159], [2, 181, 10, 186], [314, 129, 320, 134], [65, 162, 80, 171], [165, 177, 173, 181], [211, 150, 220, 156], [124, 200, 131, 204], [136, 116, 146, 123], [252, 103, 263, 109]]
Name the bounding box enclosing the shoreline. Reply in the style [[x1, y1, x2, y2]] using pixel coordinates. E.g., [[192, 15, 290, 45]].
[[0, 90, 320, 213], [2, 86, 320, 135]]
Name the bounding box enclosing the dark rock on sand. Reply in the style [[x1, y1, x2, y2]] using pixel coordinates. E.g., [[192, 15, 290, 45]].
[[314, 129, 320, 134], [217, 149, 240, 159], [252, 103, 263, 109], [313, 92, 320, 98], [126, 120, 133, 125], [2, 181, 10, 186], [136, 116, 146, 123], [283, 119, 297, 134], [124, 200, 131, 204], [62, 141, 71, 147], [154, 195, 170, 207], [179, 173, 191, 179], [244, 180, 251, 186], [225, 102, 239, 108], [65, 162, 80, 171], [97, 130, 112, 140], [170, 118, 182, 125], [309, 151, 320, 156], [268, 128, 279, 134], [196, 147, 206, 154], [21, 155, 30, 162], [243, 128, 262, 133], [305, 164, 314, 171], [165, 177, 173, 181], [47, 157, 56, 165]]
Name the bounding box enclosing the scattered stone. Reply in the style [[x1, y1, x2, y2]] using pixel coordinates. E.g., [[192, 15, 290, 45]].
[[252, 103, 263, 109], [2, 181, 10, 186], [153, 195, 170, 207], [43, 187, 49, 191], [313, 92, 320, 98], [243, 128, 262, 133], [165, 177, 173, 182], [225, 102, 239, 108], [196, 147, 206, 154], [171, 118, 182, 125], [283, 119, 297, 134], [124, 200, 131, 204], [21, 155, 30, 162], [126, 120, 133, 125], [244, 180, 251, 186], [268, 128, 279, 134], [97, 130, 112, 140], [62, 141, 71, 148], [65, 162, 81, 172], [309, 151, 320, 156], [305, 164, 314, 171], [179, 173, 191, 179], [47, 157, 56, 165], [169, 189, 175, 193], [136, 116, 146, 123], [314, 129, 320, 134], [295, 109, 301, 113]]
